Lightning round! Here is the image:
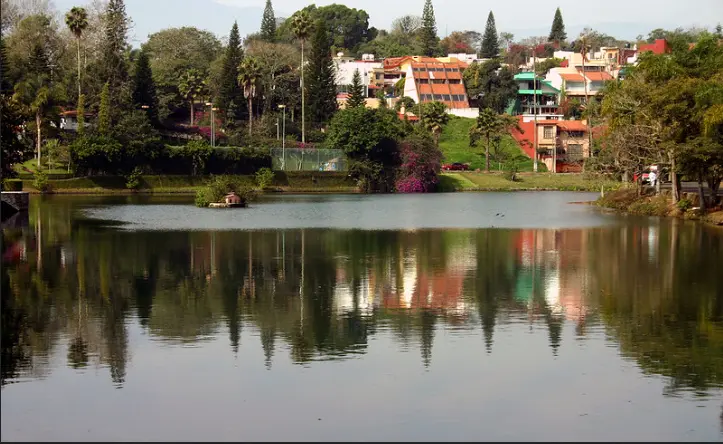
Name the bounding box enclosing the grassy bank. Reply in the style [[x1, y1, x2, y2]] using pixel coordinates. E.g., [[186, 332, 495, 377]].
[[438, 172, 622, 192], [439, 117, 542, 172], [596, 188, 723, 226], [20, 172, 358, 194]]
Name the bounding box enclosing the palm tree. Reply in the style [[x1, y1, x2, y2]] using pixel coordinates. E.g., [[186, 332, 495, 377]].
[[471, 108, 521, 172], [237, 57, 263, 136], [290, 11, 312, 144], [13, 75, 65, 167], [65, 7, 89, 99], [178, 69, 208, 126], [417, 101, 449, 146]]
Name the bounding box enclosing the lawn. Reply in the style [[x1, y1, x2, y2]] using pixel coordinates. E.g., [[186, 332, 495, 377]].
[[438, 116, 543, 172], [439, 171, 623, 192], [14, 158, 70, 176]]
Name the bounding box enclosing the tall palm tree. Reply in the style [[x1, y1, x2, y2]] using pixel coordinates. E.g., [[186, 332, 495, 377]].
[[237, 57, 263, 136], [290, 11, 312, 144], [65, 7, 89, 99], [178, 69, 208, 126]]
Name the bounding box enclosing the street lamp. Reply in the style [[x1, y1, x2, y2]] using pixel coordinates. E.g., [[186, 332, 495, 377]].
[[278, 104, 286, 171], [206, 102, 217, 148]]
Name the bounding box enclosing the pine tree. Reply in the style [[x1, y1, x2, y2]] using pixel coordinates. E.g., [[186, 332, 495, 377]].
[[100, 0, 130, 96], [480, 11, 499, 58], [548, 8, 567, 43], [132, 48, 159, 125], [420, 0, 438, 57], [260, 0, 276, 42], [346, 69, 366, 108], [77, 94, 86, 136], [217, 21, 245, 124], [98, 82, 110, 135], [306, 21, 338, 126]]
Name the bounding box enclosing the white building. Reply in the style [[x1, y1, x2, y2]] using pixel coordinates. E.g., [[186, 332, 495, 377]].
[[332, 53, 382, 97]]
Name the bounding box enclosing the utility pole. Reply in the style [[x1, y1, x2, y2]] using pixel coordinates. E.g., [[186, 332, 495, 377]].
[[532, 47, 539, 173]]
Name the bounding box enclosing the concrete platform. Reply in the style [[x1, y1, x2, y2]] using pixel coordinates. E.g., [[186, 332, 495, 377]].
[[1, 191, 30, 212]]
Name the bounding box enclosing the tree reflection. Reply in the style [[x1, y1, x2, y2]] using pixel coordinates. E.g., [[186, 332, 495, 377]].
[[1, 196, 722, 398]]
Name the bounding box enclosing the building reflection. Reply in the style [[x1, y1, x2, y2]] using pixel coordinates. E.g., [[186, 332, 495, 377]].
[[2, 203, 722, 397]]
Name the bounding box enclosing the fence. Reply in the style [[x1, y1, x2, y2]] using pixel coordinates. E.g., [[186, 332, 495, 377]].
[[270, 148, 348, 172]]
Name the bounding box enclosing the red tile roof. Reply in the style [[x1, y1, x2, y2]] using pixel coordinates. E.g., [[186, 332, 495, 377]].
[[556, 120, 588, 132], [560, 73, 585, 82], [584, 72, 614, 81]]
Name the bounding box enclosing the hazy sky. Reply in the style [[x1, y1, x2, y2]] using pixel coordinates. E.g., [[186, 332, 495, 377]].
[[53, 0, 723, 46]]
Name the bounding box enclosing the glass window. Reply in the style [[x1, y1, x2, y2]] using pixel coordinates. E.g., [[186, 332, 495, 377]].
[[433, 94, 443, 100], [544, 126, 555, 139], [443, 94, 451, 101]]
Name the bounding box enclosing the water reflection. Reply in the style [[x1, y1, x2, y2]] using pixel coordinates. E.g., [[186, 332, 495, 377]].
[[1, 197, 722, 404]]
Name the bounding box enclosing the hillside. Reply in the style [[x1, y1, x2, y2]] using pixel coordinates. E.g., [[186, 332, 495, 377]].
[[438, 116, 543, 172]]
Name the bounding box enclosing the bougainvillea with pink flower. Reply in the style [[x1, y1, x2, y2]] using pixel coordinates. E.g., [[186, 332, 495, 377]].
[[395, 135, 443, 193]]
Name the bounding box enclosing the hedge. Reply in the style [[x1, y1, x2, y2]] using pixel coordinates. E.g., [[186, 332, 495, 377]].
[[2, 179, 23, 191]]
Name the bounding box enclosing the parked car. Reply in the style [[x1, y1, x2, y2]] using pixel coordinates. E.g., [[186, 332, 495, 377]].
[[442, 162, 470, 171], [634, 164, 668, 184]]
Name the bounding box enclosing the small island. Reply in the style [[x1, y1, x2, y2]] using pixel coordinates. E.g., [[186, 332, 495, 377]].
[[195, 176, 257, 208]]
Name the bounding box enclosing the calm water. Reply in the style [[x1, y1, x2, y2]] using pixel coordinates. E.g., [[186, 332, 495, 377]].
[[1, 193, 722, 441]]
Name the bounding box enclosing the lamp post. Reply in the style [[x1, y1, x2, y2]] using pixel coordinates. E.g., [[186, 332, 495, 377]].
[[278, 104, 286, 171], [205, 102, 217, 148]]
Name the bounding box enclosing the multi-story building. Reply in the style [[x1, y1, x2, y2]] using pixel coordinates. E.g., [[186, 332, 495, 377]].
[[507, 72, 562, 121], [333, 53, 383, 108], [545, 68, 614, 103]]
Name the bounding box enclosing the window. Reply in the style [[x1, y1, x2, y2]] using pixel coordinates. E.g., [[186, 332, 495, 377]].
[[433, 94, 443, 100], [543, 126, 555, 139], [567, 144, 583, 160], [419, 79, 429, 84], [448, 79, 461, 84], [443, 94, 451, 101], [568, 130, 584, 138], [424, 94, 434, 101]]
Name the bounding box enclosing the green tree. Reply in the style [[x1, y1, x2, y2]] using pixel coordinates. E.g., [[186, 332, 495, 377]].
[[325, 107, 406, 192], [346, 69, 366, 109], [98, 82, 110, 135], [13, 73, 64, 168], [64, 6, 88, 100], [178, 69, 207, 126], [470, 108, 520, 172], [245, 40, 299, 113], [416, 101, 448, 145], [99, 0, 130, 100], [376, 89, 387, 108], [217, 21, 244, 125], [420, 0, 438, 57], [548, 7, 567, 44], [290, 10, 312, 143], [143, 27, 222, 121], [463, 59, 518, 113], [237, 57, 263, 135], [480, 11, 499, 58], [132, 48, 159, 125], [260, 0, 276, 42], [1, 95, 25, 179], [306, 20, 338, 128], [278, 4, 373, 54]]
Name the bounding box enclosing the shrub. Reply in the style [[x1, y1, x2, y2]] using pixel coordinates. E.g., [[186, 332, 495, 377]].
[[503, 155, 526, 182], [194, 175, 258, 208], [2, 179, 23, 191], [395, 135, 442, 193], [33, 170, 52, 193], [255, 167, 275, 190], [125, 167, 144, 191], [677, 198, 693, 212]]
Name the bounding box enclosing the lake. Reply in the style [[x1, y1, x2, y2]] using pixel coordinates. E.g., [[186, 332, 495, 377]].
[[1, 193, 722, 441]]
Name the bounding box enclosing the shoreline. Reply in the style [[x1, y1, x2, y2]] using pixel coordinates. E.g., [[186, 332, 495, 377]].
[[595, 188, 723, 227]]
